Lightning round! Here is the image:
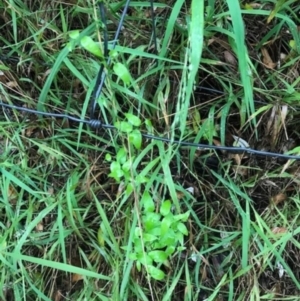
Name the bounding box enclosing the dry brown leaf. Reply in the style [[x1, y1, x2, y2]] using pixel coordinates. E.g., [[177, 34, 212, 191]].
[[224, 51, 237, 66], [213, 138, 222, 147], [271, 227, 287, 235], [48, 186, 54, 195], [270, 193, 287, 205], [36, 222, 44, 232], [176, 191, 185, 200], [158, 91, 169, 126], [261, 47, 277, 69], [266, 105, 276, 134], [232, 165, 248, 177], [72, 273, 84, 283], [24, 126, 37, 137], [281, 159, 293, 175], [53, 290, 63, 301], [42, 68, 52, 81], [8, 185, 18, 203], [267, 105, 286, 147], [248, 2, 262, 8], [6, 81, 19, 88], [207, 38, 215, 46], [232, 153, 241, 165], [280, 105, 288, 140]]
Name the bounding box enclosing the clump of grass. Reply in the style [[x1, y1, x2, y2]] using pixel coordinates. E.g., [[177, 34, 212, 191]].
[[1, 0, 300, 300]]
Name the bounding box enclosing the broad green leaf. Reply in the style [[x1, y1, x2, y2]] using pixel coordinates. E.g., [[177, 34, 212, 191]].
[[165, 246, 176, 256], [145, 119, 153, 132], [125, 113, 141, 127], [143, 233, 158, 242], [148, 251, 168, 263], [69, 30, 80, 39], [117, 148, 127, 164], [136, 254, 153, 266], [126, 183, 134, 195], [177, 222, 188, 236], [80, 36, 103, 58], [135, 175, 149, 184], [161, 215, 172, 236], [141, 191, 155, 212], [134, 227, 142, 238], [114, 121, 133, 133], [147, 265, 165, 280], [243, 3, 253, 10], [105, 153, 112, 162], [128, 130, 142, 150], [110, 49, 118, 59], [289, 40, 296, 50], [110, 161, 122, 174], [175, 232, 184, 244], [173, 211, 190, 222], [156, 230, 176, 249], [122, 159, 134, 173], [133, 238, 143, 253], [147, 227, 161, 237], [129, 253, 137, 260], [143, 213, 161, 231], [160, 200, 171, 216], [113, 62, 131, 85], [109, 161, 124, 181]]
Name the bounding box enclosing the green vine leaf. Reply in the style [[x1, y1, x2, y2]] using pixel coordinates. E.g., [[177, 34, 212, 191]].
[[114, 121, 133, 133], [129, 129, 142, 150], [113, 62, 131, 85], [80, 36, 103, 58], [141, 191, 155, 212], [148, 251, 168, 263], [147, 265, 165, 280], [177, 222, 188, 236], [125, 113, 141, 127], [160, 200, 171, 216], [108, 161, 124, 182]]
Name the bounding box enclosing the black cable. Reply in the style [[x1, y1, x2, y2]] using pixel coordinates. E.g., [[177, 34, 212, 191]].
[[1, 3, 300, 161], [1, 101, 300, 160], [0, 102, 113, 130]]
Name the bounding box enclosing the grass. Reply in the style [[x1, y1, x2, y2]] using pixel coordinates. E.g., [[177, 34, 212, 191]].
[[1, 0, 300, 300]]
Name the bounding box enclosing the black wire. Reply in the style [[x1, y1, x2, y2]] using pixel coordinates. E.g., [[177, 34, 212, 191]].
[[0, 102, 114, 129], [1, 3, 300, 161], [1, 101, 300, 160]]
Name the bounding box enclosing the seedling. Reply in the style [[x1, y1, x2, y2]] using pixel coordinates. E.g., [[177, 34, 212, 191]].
[[106, 114, 190, 280], [129, 193, 190, 280]]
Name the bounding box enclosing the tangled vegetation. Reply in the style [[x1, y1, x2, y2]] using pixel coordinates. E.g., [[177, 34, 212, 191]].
[[1, 0, 300, 300]]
